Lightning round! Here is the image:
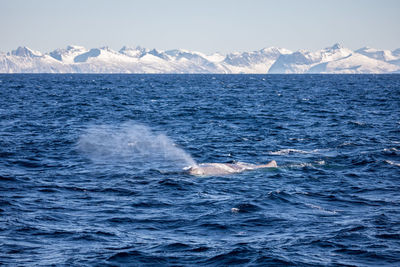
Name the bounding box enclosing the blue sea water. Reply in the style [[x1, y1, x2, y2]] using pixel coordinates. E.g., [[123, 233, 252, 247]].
[[0, 74, 399, 266]]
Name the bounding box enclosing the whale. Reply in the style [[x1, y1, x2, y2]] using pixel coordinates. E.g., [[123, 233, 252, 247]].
[[185, 160, 277, 176]]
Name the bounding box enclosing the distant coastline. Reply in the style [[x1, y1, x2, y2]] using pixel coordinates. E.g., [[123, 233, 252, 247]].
[[1, 44, 399, 74]]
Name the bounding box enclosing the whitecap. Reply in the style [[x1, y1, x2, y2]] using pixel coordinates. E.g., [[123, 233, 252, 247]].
[[268, 148, 310, 155], [384, 148, 398, 152], [286, 162, 314, 168], [338, 142, 355, 147], [305, 203, 338, 215], [231, 208, 240, 213], [349, 121, 366, 126], [385, 160, 400, 167]]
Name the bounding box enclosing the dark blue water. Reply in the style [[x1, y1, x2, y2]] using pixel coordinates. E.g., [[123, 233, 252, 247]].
[[1, 74, 400, 266]]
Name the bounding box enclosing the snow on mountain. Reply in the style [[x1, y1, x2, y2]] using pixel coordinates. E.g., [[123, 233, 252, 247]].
[[222, 47, 292, 74], [119, 46, 147, 58], [74, 47, 173, 73], [0, 44, 399, 73], [307, 53, 399, 74], [1, 46, 71, 73], [355, 47, 398, 62], [356, 47, 400, 67], [196, 52, 225, 63], [163, 49, 226, 73], [49, 45, 88, 64], [269, 43, 353, 73], [9, 46, 43, 57]]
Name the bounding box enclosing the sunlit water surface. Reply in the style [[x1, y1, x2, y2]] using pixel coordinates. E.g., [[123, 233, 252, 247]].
[[1, 74, 399, 266]]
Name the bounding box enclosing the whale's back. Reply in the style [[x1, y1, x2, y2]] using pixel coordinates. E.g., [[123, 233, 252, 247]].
[[188, 162, 254, 176], [187, 161, 277, 176]]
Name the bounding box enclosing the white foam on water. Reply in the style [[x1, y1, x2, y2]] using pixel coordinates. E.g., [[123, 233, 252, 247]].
[[77, 122, 196, 169], [385, 160, 400, 167], [305, 203, 338, 215], [286, 162, 314, 168], [384, 147, 398, 152], [268, 148, 312, 155], [349, 120, 366, 126], [284, 159, 326, 169]]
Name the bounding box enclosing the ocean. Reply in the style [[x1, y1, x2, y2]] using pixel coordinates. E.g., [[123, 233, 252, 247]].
[[0, 74, 399, 266]]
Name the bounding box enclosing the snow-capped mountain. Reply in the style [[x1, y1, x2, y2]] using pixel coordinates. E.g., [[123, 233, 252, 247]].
[[308, 53, 400, 74], [0, 46, 71, 73], [222, 47, 292, 73], [49, 45, 88, 64], [269, 44, 400, 74], [269, 43, 353, 73], [356, 47, 398, 62], [0, 44, 399, 73], [119, 46, 147, 58], [356, 47, 400, 67]]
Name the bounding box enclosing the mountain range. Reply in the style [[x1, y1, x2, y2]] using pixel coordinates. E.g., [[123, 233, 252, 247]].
[[1, 44, 399, 74]]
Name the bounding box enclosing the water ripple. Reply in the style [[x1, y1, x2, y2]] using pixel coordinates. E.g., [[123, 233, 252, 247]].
[[0, 74, 399, 266]]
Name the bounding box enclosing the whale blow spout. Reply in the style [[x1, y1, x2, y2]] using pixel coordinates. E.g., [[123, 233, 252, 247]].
[[186, 160, 277, 176]]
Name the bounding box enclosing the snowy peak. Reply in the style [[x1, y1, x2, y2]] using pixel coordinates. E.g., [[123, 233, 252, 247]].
[[321, 43, 347, 53], [200, 52, 225, 63], [165, 49, 192, 58], [269, 44, 358, 73], [50, 45, 88, 63], [318, 43, 352, 61], [260, 47, 292, 57], [164, 49, 210, 63], [146, 49, 169, 60], [330, 43, 343, 50], [9, 46, 42, 57], [224, 47, 287, 66], [355, 46, 399, 62], [268, 51, 314, 74], [220, 47, 292, 73], [73, 47, 135, 64], [308, 52, 399, 74], [119, 46, 147, 58]]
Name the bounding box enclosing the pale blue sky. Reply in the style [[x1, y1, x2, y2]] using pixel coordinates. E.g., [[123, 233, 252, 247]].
[[1, 0, 399, 53]]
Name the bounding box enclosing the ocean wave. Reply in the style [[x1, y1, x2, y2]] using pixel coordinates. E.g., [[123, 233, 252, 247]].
[[286, 162, 314, 168], [384, 160, 400, 167], [383, 147, 399, 156], [285, 160, 326, 169], [304, 203, 338, 214], [2, 74, 400, 266], [268, 148, 312, 155]]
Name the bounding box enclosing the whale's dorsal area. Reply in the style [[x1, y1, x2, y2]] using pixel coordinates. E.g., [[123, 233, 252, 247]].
[[186, 160, 277, 176]]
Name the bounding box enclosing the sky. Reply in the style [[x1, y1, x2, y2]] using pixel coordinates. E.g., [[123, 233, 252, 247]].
[[1, 0, 399, 54]]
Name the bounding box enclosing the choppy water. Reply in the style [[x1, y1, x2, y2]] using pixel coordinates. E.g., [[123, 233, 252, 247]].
[[1, 74, 400, 266]]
